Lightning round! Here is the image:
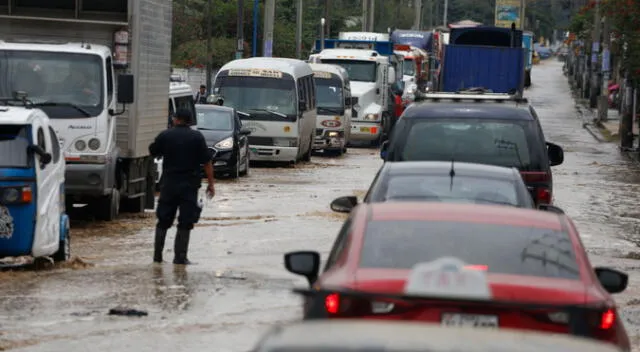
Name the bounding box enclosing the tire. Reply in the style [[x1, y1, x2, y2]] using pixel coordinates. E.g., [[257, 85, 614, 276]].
[[53, 218, 70, 262], [524, 71, 532, 88], [229, 151, 240, 179], [302, 136, 312, 162], [240, 147, 250, 176], [96, 188, 119, 221]]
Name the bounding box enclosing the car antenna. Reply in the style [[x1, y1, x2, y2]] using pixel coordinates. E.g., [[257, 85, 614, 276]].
[[449, 158, 455, 191]]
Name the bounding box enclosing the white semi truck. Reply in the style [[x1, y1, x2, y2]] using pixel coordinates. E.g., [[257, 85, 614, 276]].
[[309, 38, 398, 146], [0, 0, 172, 221]]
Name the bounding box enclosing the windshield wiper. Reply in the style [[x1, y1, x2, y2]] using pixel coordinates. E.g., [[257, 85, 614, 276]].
[[247, 108, 287, 118], [237, 110, 250, 117], [318, 107, 343, 114], [34, 102, 92, 117]]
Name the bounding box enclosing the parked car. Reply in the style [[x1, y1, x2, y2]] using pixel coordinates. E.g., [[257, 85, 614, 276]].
[[330, 161, 535, 213], [195, 104, 252, 179], [284, 202, 630, 350], [380, 93, 564, 206], [251, 320, 623, 352]]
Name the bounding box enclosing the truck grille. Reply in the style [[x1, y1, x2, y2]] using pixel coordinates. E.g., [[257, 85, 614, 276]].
[[248, 136, 274, 146]]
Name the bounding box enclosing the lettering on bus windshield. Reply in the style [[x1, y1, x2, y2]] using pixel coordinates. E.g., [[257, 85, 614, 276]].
[[228, 68, 283, 78]]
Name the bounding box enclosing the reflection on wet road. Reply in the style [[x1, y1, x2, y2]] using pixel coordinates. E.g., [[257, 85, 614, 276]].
[[3, 60, 640, 351]]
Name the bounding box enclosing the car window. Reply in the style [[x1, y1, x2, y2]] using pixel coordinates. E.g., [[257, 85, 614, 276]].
[[374, 175, 519, 206], [359, 220, 580, 280], [0, 124, 31, 168], [324, 218, 352, 272], [48, 127, 60, 163], [397, 119, 539, 170], [196, 109, 233, 131]]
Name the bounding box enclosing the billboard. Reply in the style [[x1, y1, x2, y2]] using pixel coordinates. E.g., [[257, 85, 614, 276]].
[[495, 0, 522, 29]]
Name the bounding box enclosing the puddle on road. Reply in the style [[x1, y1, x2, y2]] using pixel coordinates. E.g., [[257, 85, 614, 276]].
[[70, 212, 155, 238]]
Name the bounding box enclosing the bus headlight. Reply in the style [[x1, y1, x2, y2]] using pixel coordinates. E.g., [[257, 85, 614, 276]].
[[75, 140, 86, 151], [214, 137, 234, 150], [364, 113, 380, 121], [273, 138, 298, 147]]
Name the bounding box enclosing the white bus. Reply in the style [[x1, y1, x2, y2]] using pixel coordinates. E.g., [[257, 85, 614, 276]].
[[212, 58, 316, 164]]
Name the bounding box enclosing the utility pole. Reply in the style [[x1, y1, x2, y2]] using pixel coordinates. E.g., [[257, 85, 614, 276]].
[[236, 0, 244, 60], [443, 0, 448, 27], [597, 15, 610, 123], [205, 0, 213, 93], [295, 0, 303, 59], [325, 0, 332, 38], [252, 0, 259, 56], [589, 0, 601, 109], [413, 0, 421, 30], [263, 0, 275, 57]]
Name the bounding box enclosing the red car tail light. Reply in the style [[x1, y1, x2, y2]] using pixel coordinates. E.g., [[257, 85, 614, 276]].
[[325, 293, 340, 314], [536, 187, 552, 204], [600, 309, 615, 330]]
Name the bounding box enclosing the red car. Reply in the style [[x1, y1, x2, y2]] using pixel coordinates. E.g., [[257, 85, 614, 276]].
[[284, 202, 630, 351]]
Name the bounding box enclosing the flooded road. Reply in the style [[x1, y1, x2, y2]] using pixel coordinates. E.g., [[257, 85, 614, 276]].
[[3, 60, 640, 351]]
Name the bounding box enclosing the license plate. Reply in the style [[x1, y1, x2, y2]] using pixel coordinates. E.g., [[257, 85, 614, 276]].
[[360, 127, 370, 132], [441, 313, 498, 328]]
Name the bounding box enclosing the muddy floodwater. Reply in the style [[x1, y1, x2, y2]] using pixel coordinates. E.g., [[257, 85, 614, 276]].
[[3, 60, 640, 351]]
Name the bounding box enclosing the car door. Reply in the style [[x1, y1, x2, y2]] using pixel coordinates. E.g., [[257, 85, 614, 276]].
[[33, 122, 60, 254]]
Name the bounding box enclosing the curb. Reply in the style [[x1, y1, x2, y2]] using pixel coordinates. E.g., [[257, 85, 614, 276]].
[[574, 102, 606, 143]]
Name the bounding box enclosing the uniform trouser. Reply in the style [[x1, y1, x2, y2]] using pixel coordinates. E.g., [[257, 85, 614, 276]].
[[156, 180, 201, 230]]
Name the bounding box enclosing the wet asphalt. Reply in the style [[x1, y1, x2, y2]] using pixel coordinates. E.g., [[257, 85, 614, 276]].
[[2, 59, 640, 351]]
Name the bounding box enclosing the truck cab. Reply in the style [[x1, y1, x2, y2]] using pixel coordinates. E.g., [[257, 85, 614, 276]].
[[309, 40, 397, 147], [309, 63, 353, 155], [0, 102, 69, 262], [0, 0, 173, 221]]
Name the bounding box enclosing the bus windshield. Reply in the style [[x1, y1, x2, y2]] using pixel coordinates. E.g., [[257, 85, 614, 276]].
[[0, 50, 104, 118], [213, 74, 297, 121], [320, 60, 376, 82], [314, 76, 344, 113]]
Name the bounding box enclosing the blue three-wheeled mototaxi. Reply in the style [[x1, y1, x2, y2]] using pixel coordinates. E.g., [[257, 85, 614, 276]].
[[0, 100, 70, 264]]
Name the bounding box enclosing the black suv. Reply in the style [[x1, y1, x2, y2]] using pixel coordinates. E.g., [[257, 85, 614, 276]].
[[380, 93, 564, 205]]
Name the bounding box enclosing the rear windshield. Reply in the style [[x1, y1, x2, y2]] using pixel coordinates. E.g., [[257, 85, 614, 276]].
[[372, 175, 521, 206], [0, 125, 31, 168], [394, 119, 542, 170], [360, 220, 580, 280]]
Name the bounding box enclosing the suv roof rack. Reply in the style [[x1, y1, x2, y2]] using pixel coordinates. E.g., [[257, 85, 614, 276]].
[[415, 91, 528, 104]]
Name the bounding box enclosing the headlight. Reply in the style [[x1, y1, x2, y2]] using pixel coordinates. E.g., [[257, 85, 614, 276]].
[[273, 138, 298, 147], [328, 131, 339, 137], [364, 113, 380, 121], [2, 188, 19, 203], [214, 137, 234, 150], [75, 140, 86, 151], [88, 138, 101, 150]]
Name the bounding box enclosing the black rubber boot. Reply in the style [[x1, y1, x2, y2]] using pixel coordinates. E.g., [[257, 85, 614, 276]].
[[154, 227, 168, 263], [173, 228, 193, 265]]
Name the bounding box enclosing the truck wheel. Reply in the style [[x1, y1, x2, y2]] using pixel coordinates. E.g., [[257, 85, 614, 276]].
[[96, 188, 120, 221], [524, 71, 532, 88]]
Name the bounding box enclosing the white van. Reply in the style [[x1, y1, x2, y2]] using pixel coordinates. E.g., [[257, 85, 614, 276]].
[[212, 58, 316, 164], [309, 63, 353, 155], [169, 75, 197, 127]]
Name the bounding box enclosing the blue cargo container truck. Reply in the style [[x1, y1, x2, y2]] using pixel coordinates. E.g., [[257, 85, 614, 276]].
[[439, 26, 526, 95], [523, 31, 533, 87]]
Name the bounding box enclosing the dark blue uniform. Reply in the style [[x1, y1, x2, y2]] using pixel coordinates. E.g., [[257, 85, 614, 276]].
[[149, 124, 210, 264]]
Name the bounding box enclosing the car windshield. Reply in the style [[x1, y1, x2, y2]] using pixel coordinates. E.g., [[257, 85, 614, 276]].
[[360, 220, 580, 279], [374, 174, 520, 206], [0, 125, 31, 168], [321, 60, 376, 82], [213, 74, 297, 121], [196, 109, 233, 131], [0, 50, 104, 118], [397, 120, 535, 169], [315, 77, 344, 110], [403, 59, 415, 76]]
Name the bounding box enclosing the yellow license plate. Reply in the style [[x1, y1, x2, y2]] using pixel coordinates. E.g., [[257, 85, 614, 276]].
[[360, 127, 370, 132]]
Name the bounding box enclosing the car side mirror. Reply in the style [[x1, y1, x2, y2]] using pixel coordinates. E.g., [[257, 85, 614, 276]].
[[40, 153, 52, 165], [298, 100, 307, 112], [284, 251, 320, 286], [330, 196, 358, 213], [351, 97, 359, 105], [380, 140, 389, 159], [27, 145, 52, 165], [239, 128, 252, 135], [595, 267, 628, 294], [117, 74, 134, 104], [547, 142, 564, 166]]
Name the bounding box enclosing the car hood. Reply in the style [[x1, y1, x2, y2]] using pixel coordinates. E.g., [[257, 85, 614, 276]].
[[198, 129, 233, 145], [347, 269, 603, 304]]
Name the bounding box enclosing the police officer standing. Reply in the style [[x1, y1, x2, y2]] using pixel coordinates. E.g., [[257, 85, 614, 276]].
[[149, 108, 215, 265]]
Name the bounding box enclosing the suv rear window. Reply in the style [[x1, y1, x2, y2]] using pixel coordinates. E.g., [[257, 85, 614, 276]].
[[360, 220, 580, 280], [394, 119, 542, 170]]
